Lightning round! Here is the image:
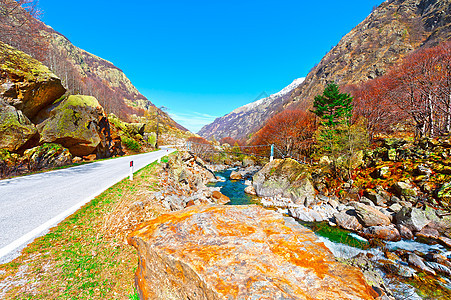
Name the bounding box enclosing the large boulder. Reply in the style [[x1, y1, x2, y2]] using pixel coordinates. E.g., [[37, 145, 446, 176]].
[[395, 207, 430, 232], [0, 41, 66, 119], [36, 95, 109, 157], [362, 225, 401, 241], [253, 158, 315, 205], [0, 99, 38, 151], [351, 202, 391, 227], [128, 205, 378, 300], [334, 210, 363, 232]]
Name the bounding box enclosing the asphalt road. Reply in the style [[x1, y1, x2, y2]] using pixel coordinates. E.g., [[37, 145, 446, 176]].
[[0, 148, 174, 263]]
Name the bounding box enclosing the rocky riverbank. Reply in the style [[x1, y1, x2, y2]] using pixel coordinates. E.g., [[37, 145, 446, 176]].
[[150, 151, 231, 210], [244, 157, 451, 298], [128, 205, 379, 300]]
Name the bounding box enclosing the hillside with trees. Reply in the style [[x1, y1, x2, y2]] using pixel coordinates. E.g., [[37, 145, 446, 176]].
[[0, 0, 187, 131]]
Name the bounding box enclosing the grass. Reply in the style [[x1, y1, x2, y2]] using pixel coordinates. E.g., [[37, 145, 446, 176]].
[[0, 154, 173, 299]]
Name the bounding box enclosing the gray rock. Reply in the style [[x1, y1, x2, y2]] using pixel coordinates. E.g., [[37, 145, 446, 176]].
[[393, 181, 418, 197], [407, 253, 436, 275], [365, 190, 387, 206], [334, 210, 363, 231], [389, 203, 402, 213], [424, 261, 451, 276], [395, 207, 430, 232], [351, 202, 391, 227], [360, 196, 374, 207]]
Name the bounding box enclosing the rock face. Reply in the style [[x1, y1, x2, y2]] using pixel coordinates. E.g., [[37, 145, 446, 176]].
[[0, 41, 66, 119], [0, 99, 38, 151], [198, 0, 451, 141], [36, 95, 109, 157], [128, 205, 378, 300], [198, 78, 304, 140], [289, 0, 451, 111], [253, 158, 315, 205]]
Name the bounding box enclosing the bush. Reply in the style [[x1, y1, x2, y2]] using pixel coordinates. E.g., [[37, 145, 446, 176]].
[[122, 137, 141, 151]]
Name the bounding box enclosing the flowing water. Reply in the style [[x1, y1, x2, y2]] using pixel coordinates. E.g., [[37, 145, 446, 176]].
[[209, 168, 451, 300]]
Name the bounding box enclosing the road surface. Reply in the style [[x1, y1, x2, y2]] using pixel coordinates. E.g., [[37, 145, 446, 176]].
[[0, 148, 174, 263]]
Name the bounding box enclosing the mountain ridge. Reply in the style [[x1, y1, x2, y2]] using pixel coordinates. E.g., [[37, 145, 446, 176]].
[[198, 78, 304, 141], [199, 0, 451, 140]]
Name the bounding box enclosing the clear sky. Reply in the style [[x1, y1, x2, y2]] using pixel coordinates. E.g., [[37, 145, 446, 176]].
[[39, 0, 384, 132]]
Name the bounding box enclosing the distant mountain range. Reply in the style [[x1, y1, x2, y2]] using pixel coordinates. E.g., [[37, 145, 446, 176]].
[[199, 0, 451, 141], [198, 78, 304, 141]]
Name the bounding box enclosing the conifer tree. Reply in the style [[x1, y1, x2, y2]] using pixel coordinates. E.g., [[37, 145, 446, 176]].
[[312, 82, 353, 126]]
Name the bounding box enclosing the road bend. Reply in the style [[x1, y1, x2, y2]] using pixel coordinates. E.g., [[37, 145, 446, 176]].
[[0, 147, 174, 263]]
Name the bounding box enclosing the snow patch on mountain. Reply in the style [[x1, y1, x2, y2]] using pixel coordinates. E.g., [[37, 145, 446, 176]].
[[230, 78, 305, 115]]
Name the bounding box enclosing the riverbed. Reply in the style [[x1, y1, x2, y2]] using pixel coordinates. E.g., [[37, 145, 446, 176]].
[[209, 168, 451, 300]]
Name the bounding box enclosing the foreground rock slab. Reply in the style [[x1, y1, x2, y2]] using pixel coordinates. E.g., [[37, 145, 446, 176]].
[[128, 205, 378, 300]]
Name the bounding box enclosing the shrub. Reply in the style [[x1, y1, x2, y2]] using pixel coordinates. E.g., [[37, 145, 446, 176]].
[[122, 137, 140, 151]]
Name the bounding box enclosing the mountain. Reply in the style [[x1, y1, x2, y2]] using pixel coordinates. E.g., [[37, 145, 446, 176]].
[[0, 0, 187, 131], [287, 0, 451, 111], [198, 78, 304, 141], [199, 0, 451, 140]]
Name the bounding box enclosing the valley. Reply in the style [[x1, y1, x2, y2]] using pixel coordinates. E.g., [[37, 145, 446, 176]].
[[1, 0, 451, 299]]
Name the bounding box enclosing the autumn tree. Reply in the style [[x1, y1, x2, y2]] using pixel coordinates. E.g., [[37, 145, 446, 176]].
[[390, 42, 451, 138], [0, 0, 47, 59], [251, 110, 316, 158], [219, 137, 238, 147], [187, 136, 213, 157], [346, 75, 402, 140]]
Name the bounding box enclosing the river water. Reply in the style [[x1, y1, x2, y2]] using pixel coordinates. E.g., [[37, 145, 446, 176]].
[[209, 168, 451, 300]]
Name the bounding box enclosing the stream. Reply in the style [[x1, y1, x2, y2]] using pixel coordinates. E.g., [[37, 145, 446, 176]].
[[209, 168, 451, 300]]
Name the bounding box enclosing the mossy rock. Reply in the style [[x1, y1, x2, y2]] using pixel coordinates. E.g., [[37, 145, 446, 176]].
[[0, 41, 66, 119], [37, 95, 105, 156], [253, 158, 315, 203], [24, 143, 72, 170], [0, 100, 38, 151]]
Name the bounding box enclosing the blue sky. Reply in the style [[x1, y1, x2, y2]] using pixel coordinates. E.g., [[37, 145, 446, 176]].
[[39, 0, 384, 132]]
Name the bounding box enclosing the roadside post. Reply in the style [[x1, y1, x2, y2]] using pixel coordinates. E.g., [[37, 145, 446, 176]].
[[270, 144, 274, 162], [129, 161, 134, 181]]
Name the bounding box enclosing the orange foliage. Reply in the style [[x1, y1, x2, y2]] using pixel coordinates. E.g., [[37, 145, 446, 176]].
[[348, 41, 451, 139], [187, 136, 213, 154], [250, 110, 316, 158]]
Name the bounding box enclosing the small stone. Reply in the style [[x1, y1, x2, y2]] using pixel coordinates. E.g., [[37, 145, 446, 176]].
[[229, 171, 242, 180], [244, 185, 256, 195], [211, 191, 230, 204], [389, 203, 402, 213]]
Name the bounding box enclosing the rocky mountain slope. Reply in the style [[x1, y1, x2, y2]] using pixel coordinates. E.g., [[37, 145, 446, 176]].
[[288, 0, 451, 111], [200, 0, 450, 141], [198, 78, 304, 141], [0, 0, 187, 131]]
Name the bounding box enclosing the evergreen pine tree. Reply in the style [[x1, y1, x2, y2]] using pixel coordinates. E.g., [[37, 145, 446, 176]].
[[311, 82, 353, 126]]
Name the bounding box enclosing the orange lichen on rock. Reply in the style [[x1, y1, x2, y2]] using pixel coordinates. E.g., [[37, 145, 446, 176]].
[[128, 205, 378, 300]]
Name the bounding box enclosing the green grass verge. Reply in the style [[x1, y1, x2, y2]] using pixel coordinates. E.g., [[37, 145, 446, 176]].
[[0, 154, 174, 299]]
